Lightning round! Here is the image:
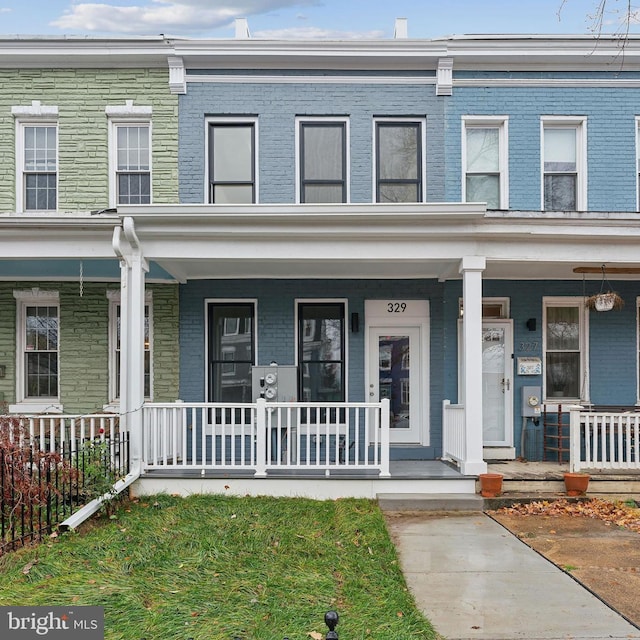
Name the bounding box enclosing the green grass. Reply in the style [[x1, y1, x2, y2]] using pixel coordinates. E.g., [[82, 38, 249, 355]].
[[0, 495, 437, 640]]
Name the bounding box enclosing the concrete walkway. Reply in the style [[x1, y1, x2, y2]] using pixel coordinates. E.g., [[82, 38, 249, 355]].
[[386, 512, 640, 640]]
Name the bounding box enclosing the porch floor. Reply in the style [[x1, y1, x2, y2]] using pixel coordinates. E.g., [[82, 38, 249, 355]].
[[141, 459, 469, 480]]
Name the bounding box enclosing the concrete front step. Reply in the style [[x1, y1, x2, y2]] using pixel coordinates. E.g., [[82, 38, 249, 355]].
[[377, 492, 484, 512]]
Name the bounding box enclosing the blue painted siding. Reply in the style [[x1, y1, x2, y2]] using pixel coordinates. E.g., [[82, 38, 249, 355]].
[[445, 85, 640, 211], [179, 80, 444, 204], [444, 279, 639, 456], [179, 278, 445, 458]]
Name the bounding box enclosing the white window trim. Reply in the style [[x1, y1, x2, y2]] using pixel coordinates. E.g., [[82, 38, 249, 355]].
[[542, 296, 589, 403], [11, 289, 62, 413], [372, 117, 427, 204], [106, 102, 153, 208], [204, 298, 258, 403], [295, 298, 349, 400], [106, 289, 153, 407], [13, 111, 59, 214], [635, 116, 640, 212], [295, 116, 350, 204], [540, 116, 587, 212], [462, 115, 509, 209], [204, 117, 259, 204]]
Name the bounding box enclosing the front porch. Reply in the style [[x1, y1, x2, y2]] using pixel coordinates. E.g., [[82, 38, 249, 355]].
[[13, 404, 640, 500]]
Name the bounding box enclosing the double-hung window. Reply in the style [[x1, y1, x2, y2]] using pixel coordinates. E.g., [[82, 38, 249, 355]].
[[297, 302, 345, 402], [541, 117, 587, 211], [113, 125, 151, 204], [13, 290, 60, 410], [20, 123, 58, 211], [636, 118, 640, 212], [207, 120, 257, 204], [463, 116, 508, 209], [207, 302, 255, 402], [106, 103, 152, 207], [297, 118, 348, 203], [108, 291, 152, 402], [543, 298, 588, 401], [374, 118, 425, 203], [13, 102, 59, 213]]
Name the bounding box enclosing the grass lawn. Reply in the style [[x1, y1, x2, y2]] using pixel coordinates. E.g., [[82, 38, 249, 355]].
[[0, 494, 438, 640]]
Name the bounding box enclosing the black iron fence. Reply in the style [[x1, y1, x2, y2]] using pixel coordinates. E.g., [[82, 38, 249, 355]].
[[0, 432, 130, 554]]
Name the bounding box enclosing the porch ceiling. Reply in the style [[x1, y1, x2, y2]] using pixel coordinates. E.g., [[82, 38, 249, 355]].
[[149, 257, 640, 282], [118, 204, 640, 283]]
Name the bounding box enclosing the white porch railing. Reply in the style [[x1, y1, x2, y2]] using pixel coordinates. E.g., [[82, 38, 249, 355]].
[[0, 413, 127, 471], [442, 400, 466, 465], [570, 408, 640, 472], [142, 398, 390, 477]]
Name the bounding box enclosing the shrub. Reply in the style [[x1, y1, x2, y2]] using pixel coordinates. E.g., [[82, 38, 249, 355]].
[[0, 413, 78, 549]]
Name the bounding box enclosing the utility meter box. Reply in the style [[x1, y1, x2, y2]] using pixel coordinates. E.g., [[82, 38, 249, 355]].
[[522, 385, 542, 417], [252, 365, 298, 403]]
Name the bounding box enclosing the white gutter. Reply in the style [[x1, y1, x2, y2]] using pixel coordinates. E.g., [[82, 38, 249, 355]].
[[59, 470, 140, 531]]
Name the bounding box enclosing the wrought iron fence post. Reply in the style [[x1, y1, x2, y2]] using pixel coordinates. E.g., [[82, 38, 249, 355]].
[[325, 610, 339, 639]]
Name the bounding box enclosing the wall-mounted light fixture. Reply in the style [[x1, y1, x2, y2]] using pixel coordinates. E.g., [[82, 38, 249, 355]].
[[0, 365, 6, 378], [351, 312, 360, 333], [525, 318, 536, 332]]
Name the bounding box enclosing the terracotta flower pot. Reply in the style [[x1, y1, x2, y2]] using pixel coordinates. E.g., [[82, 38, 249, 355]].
[[563, 472, 590, 496], [478, 473, 503, 497]]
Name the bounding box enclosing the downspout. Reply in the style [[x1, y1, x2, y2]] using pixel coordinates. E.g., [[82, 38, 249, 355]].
[[60, 223, 143, 530]]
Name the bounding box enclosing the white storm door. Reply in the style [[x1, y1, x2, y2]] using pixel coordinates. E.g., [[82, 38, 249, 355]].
[[368, 326, 422, 444], [482, 320, 514, 446]]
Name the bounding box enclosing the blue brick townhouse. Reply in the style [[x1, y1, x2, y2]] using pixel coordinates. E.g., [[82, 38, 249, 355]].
[[3, 30, 640, 501]]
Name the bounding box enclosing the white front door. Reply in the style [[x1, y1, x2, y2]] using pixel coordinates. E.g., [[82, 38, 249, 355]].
[[365, 300, 429, 445], [482, 320, 514, 446]]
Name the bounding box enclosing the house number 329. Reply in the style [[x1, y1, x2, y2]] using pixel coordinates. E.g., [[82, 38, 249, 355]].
[[387, 303, 407, 313]]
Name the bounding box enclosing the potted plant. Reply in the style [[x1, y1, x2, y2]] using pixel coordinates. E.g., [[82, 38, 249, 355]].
[[478, 472, 503, 497], [585, 291, 624, 312], [563, 472, 590, 496]]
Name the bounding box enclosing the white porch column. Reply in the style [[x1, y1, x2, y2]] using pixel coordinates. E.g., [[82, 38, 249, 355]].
[[113, 219, 149, 473], [459, 256, 487, 476]]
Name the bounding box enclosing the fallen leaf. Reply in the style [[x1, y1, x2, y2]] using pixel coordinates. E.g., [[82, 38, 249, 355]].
[[397, 611, 404, 617], [308, 632, 323, 640], [22, 560, 38, 575]]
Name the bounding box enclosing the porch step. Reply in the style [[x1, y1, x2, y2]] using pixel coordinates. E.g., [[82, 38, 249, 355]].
[[377, 492, 484, 513]]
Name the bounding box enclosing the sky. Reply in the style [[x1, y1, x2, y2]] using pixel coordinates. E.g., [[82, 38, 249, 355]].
[[0, 0, 637, 40]]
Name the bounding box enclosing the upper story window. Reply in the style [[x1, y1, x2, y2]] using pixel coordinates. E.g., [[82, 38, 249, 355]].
[[543, 297, 588, 402], [541, 117, 587, 211], [636, 118, 640, 212], [13, 102, 59, 213], [374, 118, 425, 203], [207, 119, 257, 204], [113, 125, 151, 205], [106, 102, 153, 207], [20, 124, 58, 212], [463, 116, 509, 210], [297, 118, 348, 203]]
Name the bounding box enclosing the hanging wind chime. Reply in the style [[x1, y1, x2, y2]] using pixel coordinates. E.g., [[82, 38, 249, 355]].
[[585, 264, 624, 312]]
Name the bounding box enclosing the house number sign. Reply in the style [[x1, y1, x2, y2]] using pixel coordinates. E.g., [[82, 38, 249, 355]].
[[365, 300, 429, 321], [517, 357, 542, 376]]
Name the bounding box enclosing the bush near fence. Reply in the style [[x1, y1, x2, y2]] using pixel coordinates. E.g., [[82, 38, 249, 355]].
[[0, 411, 129, 554]]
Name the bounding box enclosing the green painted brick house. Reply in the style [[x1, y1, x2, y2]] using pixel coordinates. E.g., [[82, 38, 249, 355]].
[[0, 40, 180, 414]]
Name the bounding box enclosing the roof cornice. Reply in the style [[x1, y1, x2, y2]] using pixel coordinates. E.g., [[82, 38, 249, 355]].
[[0, 36, 172, 68]]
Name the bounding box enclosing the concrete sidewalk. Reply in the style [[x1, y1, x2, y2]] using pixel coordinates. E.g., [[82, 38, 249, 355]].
[[385, 512, 640, 640]]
